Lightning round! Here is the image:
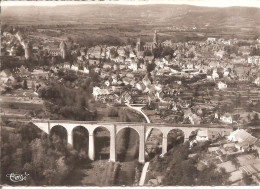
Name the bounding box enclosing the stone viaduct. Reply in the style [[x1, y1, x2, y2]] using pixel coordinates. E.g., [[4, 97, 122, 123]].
[[32, 119, 233, 163]]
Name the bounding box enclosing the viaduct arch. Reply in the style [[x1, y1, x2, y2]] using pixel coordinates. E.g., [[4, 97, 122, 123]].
[[32, 120, 233, 163], [93, 126, 110, 160], [72, 126, 89, 154]]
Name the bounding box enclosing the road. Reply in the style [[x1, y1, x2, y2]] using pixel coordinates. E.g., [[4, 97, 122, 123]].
[[125, 103, 151, 123]]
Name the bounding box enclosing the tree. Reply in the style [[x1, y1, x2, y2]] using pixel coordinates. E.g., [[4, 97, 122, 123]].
[[16, 45, 25, 56], [126, 38, 136, 47], [224, 45, 239, 55], [110, 48, 119, 58], [242, 172, 255, 185], [247, 114, 251, 122], [80, 96, 87, 107], [162, 46, 174, 59], [23, 79, 28, 89], [1, 123, 79, 186], [107, 107, 119, 117], [148, 142, 230, 186], [67, 36, 73, 43], [152, 47, 162, 58], [253, 113, 259, 121], [147, 61, 156, 73], [193, 86, 200, 97], [252, 113, 259, 125], [235, 93, 241, 107], [124, 48, 130, 58], [89, 71, 100, 84]]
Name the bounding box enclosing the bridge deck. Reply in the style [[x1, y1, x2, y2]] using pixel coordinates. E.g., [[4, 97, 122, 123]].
[[30, 119, 234, 129]]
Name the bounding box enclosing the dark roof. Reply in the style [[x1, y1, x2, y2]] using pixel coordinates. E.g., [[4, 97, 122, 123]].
[[255, 139, 260, 148], [0, 69, 12, 77]]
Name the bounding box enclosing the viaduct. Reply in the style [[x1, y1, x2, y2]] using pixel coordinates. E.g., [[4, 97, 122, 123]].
[[32, 119, 233, 163]]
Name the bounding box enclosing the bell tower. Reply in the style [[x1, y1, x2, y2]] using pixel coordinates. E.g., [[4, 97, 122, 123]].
[[24, 41, 32, 60], [59, 41, 67, 60], [136, 37, 142, 52], [153, 30, 158, 45]]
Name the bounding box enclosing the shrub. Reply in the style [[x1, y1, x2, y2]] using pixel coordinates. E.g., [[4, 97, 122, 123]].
[[107, 107, 119, 117]]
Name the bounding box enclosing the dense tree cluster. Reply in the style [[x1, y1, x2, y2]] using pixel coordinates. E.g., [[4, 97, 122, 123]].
[[16, 44, 25, 56], [250, 47, 260, 56], [161, 46, 175, 59], [152, 47, 163, 58], [61, 71, 78, 82], [110, 48, 119, 58], [38, 82, 96, 121], [224, 45, 239, 55], [126, 38, 137, 48], [1, 56, 23, 71], [237, 41, 251, 47], [146, 61, 156, 73], [1, 123, 78, 186], [149, 143, 230, 186]]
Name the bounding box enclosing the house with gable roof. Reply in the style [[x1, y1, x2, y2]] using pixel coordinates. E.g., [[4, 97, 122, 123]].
[[220, 113, 233, 124], [228, 129, 257, 152]]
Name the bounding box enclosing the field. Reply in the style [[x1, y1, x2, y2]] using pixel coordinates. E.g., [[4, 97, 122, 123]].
[[1, 88, 45, 122]]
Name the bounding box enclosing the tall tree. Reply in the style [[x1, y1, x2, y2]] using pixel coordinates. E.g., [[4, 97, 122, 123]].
[[23, 79, 28, 89]]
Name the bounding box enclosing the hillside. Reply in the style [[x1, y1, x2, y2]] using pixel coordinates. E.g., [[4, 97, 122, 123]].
[[2, 5, 260, 28], [2, 5, 260, 42]]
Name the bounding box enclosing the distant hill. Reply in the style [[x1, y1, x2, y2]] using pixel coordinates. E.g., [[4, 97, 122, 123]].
[[1, 4, 260, 40], [2, 4, 260, 26]]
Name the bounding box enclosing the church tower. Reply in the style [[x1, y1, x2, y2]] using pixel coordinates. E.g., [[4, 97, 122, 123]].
[[24, 41, 32, 60], [136, 37, 142, 52], [153, 30, 158, 46], [59, 41, 67, 60]]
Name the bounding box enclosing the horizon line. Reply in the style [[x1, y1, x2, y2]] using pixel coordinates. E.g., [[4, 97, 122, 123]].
[[1, 0, 260, 8]]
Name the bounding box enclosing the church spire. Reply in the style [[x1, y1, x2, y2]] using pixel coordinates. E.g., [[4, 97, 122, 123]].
[[153, 30, 158, 45]]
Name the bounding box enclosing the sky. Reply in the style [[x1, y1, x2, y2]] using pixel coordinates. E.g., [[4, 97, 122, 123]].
[[1, 0, 260, 8]]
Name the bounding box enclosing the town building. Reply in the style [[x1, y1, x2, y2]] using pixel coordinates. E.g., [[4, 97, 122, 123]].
[[238, 46, 251, 56], [196, 130, 208, 141], [0, 69, 16, 85], [136, 30, 159, 53], [248, 56, 260, 65], [254, 77, 260, 86], [218, 81, 227, 90], [220, 113, 233, 124], [59, 41, 67, 59], [207, 37, 216, 42], [92, 86, 111, 100], [23, 41, 33, 60], [228, 129, 257, 152], [161, 40, 172, 47]]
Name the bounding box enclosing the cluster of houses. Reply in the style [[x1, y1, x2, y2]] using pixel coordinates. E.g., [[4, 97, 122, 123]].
[[43, 33, 259, 124], [2, 29, 260, 126], [248, 56, 260, 65], [0, 69, 16, 92], [194, 128, 260, 158]]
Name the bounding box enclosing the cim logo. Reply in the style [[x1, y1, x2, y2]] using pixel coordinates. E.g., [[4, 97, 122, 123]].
[[6, 172, 29, 182]]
